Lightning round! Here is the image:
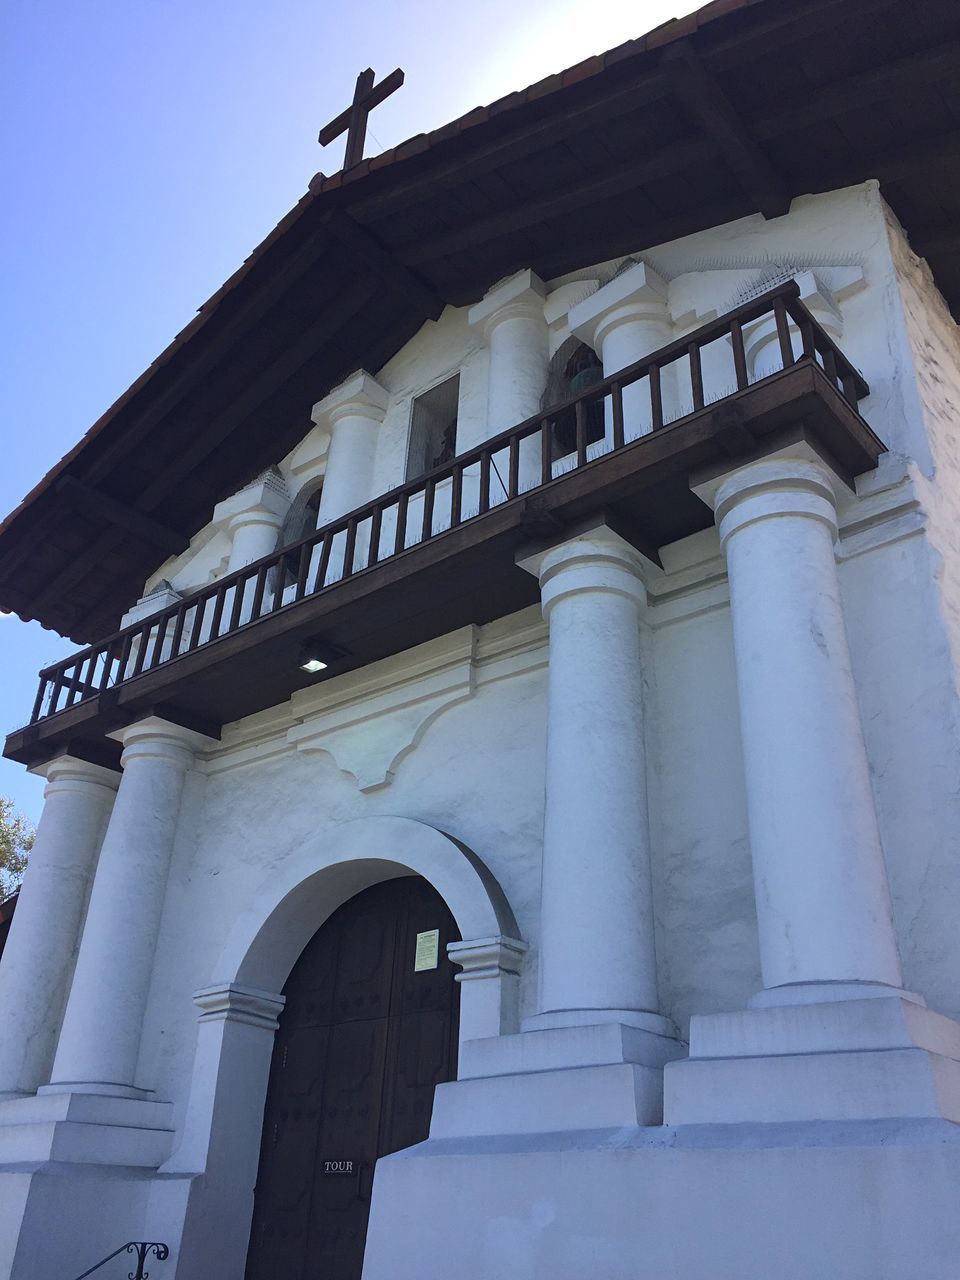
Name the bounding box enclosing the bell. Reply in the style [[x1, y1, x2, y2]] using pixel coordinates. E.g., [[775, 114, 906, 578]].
[[569, 366, 604, 395]]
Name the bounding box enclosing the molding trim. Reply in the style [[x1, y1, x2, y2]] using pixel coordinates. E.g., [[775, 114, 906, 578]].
[[193, 983, 285, 1031], [448, 936, 528, 983]]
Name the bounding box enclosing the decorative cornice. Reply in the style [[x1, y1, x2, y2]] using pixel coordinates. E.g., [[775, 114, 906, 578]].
[[193, 983, 285, 1031], [311, 370, 389, 428], [212, 469, 291, 527], [568, 260, 669, 348], [447, 936, 528, 982], [468, 269, 547, 335], [543, 279, 599, 327]]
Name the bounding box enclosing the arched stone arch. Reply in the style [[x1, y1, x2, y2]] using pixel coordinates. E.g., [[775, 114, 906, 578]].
[[274, 475, 324, 555], [162, 818, 524, 1280], [216, 815, 520, 993], [541, 338, 605, 458]]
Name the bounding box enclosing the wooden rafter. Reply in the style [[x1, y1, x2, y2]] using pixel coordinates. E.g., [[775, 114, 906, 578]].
[[910, 221, 960, 260], [27, 278, 382, 616], [809, 129, 960, 193], [351, 70, 672, 223], [753, 40, 960, 141], [400, 136, 712, 265], [326, 210, 445, 320], [662, 42, 790, 220], [56, 477, 190, 557]]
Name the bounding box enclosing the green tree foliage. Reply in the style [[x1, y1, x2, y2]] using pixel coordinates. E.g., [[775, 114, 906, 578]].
[[0, 797, 34, 899]]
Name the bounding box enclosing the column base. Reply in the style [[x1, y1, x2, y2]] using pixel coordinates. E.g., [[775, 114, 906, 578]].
[[431, 1021, 686, 1137], [749, 980, 926, 1008], [522, 1006, 678, 1038], [0, 1091, 174, 1167], [38, 1079, 153, 1100], [664, 996, 960, 1125]]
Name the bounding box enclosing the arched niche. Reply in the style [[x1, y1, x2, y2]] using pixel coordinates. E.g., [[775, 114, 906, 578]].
[[541, 337, 605, 458], [275, 477, 324, 585]]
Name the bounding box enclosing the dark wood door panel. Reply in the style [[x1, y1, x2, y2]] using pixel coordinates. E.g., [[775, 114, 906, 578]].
[[246, 876, 460, 1280]]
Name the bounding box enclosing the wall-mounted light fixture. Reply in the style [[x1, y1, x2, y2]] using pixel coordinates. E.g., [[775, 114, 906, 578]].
[[298, 638, 345, 674]]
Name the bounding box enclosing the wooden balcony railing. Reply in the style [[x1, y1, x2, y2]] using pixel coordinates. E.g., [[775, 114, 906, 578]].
[[29, 281, 868, 727]]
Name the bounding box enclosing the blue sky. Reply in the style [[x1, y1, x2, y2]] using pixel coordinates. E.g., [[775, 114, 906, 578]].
[[1, 0, 697, 821]]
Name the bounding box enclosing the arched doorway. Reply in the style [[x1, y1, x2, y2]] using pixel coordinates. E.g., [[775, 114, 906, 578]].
[[244, 876, 461, 1280]]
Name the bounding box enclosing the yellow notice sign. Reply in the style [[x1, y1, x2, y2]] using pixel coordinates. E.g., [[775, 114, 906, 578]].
[[414, 929, 440, 972]]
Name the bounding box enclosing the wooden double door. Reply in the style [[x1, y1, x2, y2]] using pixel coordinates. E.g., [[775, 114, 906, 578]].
[[245, 877, 461, 1280]]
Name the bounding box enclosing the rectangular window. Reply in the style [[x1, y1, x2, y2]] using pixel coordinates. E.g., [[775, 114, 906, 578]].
[[405, 374, 460, 481]]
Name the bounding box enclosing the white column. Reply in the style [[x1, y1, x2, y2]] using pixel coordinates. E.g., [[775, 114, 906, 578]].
[[742, 270, 843, 382], [518, 522, 674, 1043], [209, 469, 293, 574], [569, 261, 672, 442], [203, 471, 292, 631], [313, 371, 388, 525], [227, 510, 286, 574], [311, 371, 389, 579], [0, 757, 118, 1098], [693, 446, 905, 1005], [469, 269, 549, 495], [46, 717, 216, 1097]]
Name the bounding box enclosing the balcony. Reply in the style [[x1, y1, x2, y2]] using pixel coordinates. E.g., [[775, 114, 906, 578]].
[[4, 282, 882, 769]]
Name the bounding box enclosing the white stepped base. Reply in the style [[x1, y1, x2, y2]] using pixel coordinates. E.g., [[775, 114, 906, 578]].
[[433, 1021, 685, 1136], [362, 1119, 960, 1280], [664, 997, 960, 1125], [459, 1020, 685, 1078], [665, 1047, 960, 1124], [0, 1090, 174, 1168], [432, 1062, 665, 1136]]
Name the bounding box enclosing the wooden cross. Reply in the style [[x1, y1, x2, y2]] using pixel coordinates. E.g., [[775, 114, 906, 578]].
[[318, 67, 405, 171]]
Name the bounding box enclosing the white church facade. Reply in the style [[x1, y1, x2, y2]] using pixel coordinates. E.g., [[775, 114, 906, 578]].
[[1, 3, 959, 1277]]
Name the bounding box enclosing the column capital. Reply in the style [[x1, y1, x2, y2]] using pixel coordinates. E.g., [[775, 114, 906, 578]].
[[30, 753, 121, 795], [741, 269, 844, 372], [692, 441, 843, 547], [311, 370, 389, 429], [447, 936, 527, 982], [568, 261, 669, 351], [108, 715, 219, 768], [213, 468, 290, 529], [194, 982, 285, 1032], [468, 268, 547, 336], [517, 520, 647, 617]]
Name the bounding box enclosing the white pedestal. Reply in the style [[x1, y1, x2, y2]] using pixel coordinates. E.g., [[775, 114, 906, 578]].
[[431, 1022, 687, 1137], [0, 1090, 176, 1279], [664, 997, 960, 1125]]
